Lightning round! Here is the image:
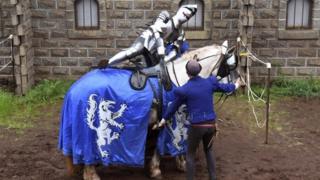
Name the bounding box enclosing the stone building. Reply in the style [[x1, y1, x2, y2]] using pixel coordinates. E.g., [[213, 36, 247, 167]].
[[0, 0, 320, 94]]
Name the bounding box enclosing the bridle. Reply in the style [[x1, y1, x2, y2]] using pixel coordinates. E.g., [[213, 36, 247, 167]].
[[169, 51, 223, 87]]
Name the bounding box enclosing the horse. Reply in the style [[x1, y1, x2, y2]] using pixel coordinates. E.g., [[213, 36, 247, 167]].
[[58, 41, 240, 180]]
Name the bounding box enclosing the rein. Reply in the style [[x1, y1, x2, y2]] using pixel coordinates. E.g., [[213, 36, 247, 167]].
[[170, 52, 222, 87]]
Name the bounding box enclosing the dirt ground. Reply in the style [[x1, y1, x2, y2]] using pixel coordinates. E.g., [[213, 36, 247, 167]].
[[0, 97, 319, 180]]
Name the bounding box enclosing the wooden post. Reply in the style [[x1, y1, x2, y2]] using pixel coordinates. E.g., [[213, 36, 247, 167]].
[[265, 63, 271, 144]]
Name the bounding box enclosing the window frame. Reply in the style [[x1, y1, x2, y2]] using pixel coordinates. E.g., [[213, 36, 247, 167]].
[[74, 0, 100, 30], [179, 0, 205, 31], [286, 0, 313, 30]]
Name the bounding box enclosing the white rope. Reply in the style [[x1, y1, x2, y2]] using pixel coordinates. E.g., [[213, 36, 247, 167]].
[[238, 39, 270, 128], [0, 35, 13, 45], [0, 60, 13, 72], [0, 34, 14, 73]]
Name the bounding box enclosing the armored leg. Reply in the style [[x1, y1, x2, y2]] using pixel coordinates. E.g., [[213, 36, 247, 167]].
[[108, 37, 145, 66]]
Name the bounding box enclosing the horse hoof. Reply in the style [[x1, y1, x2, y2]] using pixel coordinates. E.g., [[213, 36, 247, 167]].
[[83, 166, 101, 180], [150, 168, 162, 179], [176, 162, 186, 172]]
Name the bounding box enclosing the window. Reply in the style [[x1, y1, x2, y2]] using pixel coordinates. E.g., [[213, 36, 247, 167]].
[[287, 0, 312, 29], [75, 0, 99, 30], [179, 0, 204, 30]]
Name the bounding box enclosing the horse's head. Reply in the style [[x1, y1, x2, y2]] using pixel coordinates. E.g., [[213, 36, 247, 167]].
[[216, 41, 240, 84], [167, 41, 240, 86]]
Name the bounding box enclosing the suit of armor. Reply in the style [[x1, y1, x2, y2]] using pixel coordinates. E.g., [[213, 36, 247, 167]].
[[108, 5, 197, 67]]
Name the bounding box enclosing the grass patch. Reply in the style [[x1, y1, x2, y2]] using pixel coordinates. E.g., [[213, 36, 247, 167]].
[[251, 77, 320, 99], [0, 80, 73, 130]]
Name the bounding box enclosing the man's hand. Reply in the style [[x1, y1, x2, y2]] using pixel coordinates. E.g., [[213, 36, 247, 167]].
[[235, 78, 245, 89], [152, 118, 166, 130]]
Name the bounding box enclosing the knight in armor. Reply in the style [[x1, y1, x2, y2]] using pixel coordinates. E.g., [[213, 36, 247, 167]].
[[108, 5, 198, 67]]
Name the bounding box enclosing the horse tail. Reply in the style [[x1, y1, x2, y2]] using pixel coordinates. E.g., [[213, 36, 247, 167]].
[[87, 94, 97, 130]]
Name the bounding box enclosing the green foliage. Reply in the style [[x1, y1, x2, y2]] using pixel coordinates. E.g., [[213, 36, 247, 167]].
[[252, 77, 320, 98], [0, 80, 73, 129], [271, 77, 320, 97]]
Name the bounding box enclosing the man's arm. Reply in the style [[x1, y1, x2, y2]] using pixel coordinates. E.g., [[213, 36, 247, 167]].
[[154, 88, 186, 129], [211, 76, 241, 93]]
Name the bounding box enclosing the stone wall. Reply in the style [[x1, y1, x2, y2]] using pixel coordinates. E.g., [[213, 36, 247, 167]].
[[0, 1, 15, 87], [252, 0, 320, 79], [1, 0, 320, 93]]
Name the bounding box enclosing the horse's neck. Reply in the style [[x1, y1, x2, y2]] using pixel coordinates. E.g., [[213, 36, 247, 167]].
[[166, 45, 223, 87]]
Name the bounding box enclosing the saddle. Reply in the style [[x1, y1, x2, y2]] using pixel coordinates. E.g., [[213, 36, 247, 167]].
[[130, 60, 172, 91], [95, 55, 172, 91]]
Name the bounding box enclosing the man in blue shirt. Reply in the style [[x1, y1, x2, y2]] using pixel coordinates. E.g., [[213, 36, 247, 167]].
[[157, 59, 241, 180]]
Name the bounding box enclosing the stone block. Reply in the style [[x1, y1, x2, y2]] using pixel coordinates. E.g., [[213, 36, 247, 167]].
[[115, 1, 132, 9], [107, 11, 125, 19], [33, 29, 49, 39], [213, 21, 230, 28], [116, 20, 132, 29], [213, 11, 221, 19], [307, 59, 320, 66], [257, 67, 277, 76], [51, 30, 67, 38], [279, 67, 295, 76], [213, 1, 231, 9], [59, 40, 77, 47], [49, 10, 65, 18], [31, 10, 48, 18], [259, 9, 277, 19], [278, 49, 297, 57], [41, 40, 58, 47], [254, 0, 269, 8], [252, 39, 267, 48], [254, 20, 270, 28], [53, 67, 69, 75], [145, 10, 162, 19], [309, 40, 320, 48], [51, 49, 69, 57], [61, 58, 78, 66], [70, 49, 87, 57], [34, 49, 49, 56], [298, 49, 317, 57], [70, 67, 89, 75], [38, 0, 56, 9], [42, 58, 60, 66], [77, 40, 97, 48], [278, 30, 319, 40], [79, 58, 95, 66], [272, 0, 280, 8], [97, 40, 114, 48], [297, 68, 316, 76], [134, 1, 152, 9], [88, 49, 106, 57], [287, 59, 306, 66], [154, 1, 171, 10], [269, 58, 286, 67], [288, 41, 307, 48], [40, 20, 57, 28], [0, 47, 11, 56], [128, 11, 144, 19], [116, 39, 134, 48], [35, 66, 51, 75], [268, 40, 287, 48], [222, 10, 240, 19], [259, 49, 276, 57]]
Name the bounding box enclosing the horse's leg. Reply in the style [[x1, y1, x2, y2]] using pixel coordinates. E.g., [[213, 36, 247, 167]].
[[149, 149, 162, 179], [65, 156, 83, 177], [83, 165, 101, 180], [175, 154, 187, 172]]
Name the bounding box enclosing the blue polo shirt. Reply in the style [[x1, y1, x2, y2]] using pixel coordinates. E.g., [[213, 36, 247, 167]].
[[163, 76, 235, 124]]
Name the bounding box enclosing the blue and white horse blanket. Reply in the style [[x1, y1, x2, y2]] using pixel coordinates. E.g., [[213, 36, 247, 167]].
[[58, 68, 188, 166]]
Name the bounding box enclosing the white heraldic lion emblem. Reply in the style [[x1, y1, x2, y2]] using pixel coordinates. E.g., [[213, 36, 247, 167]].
[[167, 104, 189, 151], [86, 94, 127, 158]]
